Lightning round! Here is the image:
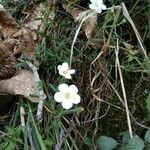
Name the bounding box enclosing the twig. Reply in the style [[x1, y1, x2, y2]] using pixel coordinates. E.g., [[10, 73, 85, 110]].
[[27, 126, 36, 150], [55, 129, 64, 150], [115, 37, 133, 138], [70, 10, 96, 67], [20, 106, 26, 129], [26, 61, 46, 122]]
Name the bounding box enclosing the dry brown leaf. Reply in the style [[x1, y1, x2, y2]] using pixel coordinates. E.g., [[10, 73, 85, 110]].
[[24, 3, 45, 31], [63, 4, 97, 38], [0, 70, 41, 103], [0, 41, 17, 80], [0, 4, 38, 81], [0, 4, 36, 60], [24, 2, 56, 41], [0, 38, 24, 55], [12, 27, 36, 59], [0, 4, 46, 106], [0, 4, 20, 38]]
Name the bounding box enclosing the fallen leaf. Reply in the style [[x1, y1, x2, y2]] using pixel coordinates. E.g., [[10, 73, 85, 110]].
[[0, 4, 38, 81], [24, 2, 56, 41], [12, 27, 36, 60], [0, 43, 17, 80], [0, 70, 42, 103], [24, 3, 45, 31], [0, 4, 20, 38], [63, 4, 97, 38]]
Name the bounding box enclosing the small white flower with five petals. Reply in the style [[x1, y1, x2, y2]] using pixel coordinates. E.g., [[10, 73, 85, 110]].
[[57, 62, 75, 79], [89, 0, 107, 13], [54, 83, 81, 109]]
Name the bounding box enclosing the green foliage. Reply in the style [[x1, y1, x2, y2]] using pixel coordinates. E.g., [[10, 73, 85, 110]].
[[96, 136, 118, 150], [124, 136, 144, 150], [0, 126, 22, 150], [96, 131, 150, 150], [144, 129, 150, 144], [29, 105, 47, 150], [122, 131, 131, 145], [43, 138, 54, 149], [83, 137, 93, 148]]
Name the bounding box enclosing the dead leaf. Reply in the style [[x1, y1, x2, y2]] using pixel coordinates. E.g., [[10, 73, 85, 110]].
[[0, 38, 24, 56], [0, 4, 36, 60], [0, 4, 20, 38], [0, 4, 39, 83], [24, 2, 56, 34], [63, 4, 97, 38], [0, 4, 46, 106], [0, 44, 17, 80], [24, 3, 45, 31], [12, 27, 36, 59], [0, 70, 41, 103]]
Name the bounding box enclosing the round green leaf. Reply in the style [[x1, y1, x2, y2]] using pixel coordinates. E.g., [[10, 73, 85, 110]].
[[122, 131, 131, 144], [124, 136, 144, 150], [96, 136, 118, 150], [144, 129, 150, 143]]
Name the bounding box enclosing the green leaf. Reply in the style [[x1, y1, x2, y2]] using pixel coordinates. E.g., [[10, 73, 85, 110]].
[[59, 107, 84, 117], [96, 136, 118, 150], [124, 136, 144, 150], [144, 129, 150, 143], [44, 138, 54, 149], [83, 137, 93, 147], [29, 105, 46, 150], [122, 131, 131, 144]]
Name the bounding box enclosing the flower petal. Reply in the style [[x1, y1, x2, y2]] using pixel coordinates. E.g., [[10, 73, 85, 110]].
[[69, 85, 78, 94], [62, 62, 69, 70], [96, 9, 102, 13], [64, 74, 72, 79], [90, 0, 96, 3], [69, 69, 75, 74], [89, 4, 97, 10], [62, 101, 73, 109], [54, 92, 63, 102], [57, 65, 62, 71], [101, 4, 106, 10], [58, 83, 68, 91], [72, 94, 81, 104], [90, 0, 103, 4], [58, 70, 64, 76]]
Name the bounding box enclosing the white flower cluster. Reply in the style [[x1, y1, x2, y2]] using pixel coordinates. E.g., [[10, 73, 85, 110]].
[[54, 62, 81, 109], [89, 0, 106, 13]]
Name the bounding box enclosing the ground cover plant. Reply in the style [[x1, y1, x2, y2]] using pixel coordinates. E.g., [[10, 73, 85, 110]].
[[0, 0, 150, 149]]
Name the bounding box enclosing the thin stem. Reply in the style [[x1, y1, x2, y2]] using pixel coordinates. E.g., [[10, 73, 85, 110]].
[[115, 38, 133, 138], [70, 10, 95, 67]]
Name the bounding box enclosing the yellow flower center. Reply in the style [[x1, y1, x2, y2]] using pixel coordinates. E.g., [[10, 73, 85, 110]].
[[64, 93, 71, 99], [63, 70, 68, 75]]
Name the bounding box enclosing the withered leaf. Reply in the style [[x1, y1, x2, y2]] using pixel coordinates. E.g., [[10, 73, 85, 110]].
[[63, 4, 97, 38], [0, 4, 20, 38], [0, 70, 41, 103]]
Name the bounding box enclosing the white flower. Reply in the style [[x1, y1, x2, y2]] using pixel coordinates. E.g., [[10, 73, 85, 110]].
[[54, 83, 81, 109], [89, 0, 107, 13], [57, 62, 75, 79]]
